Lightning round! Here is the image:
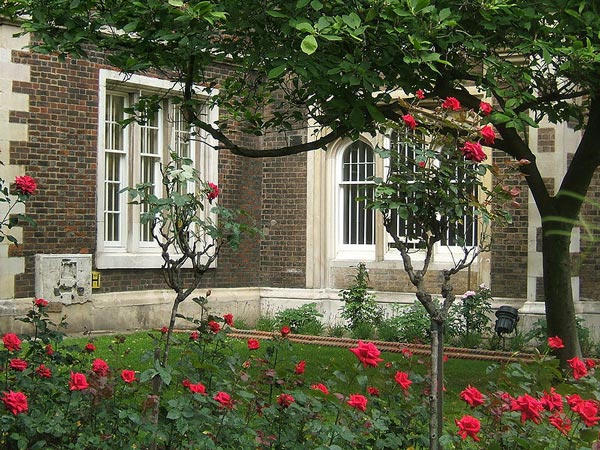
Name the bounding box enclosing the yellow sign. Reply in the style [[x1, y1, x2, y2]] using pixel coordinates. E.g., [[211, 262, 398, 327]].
[[91, 272, 101, 289]]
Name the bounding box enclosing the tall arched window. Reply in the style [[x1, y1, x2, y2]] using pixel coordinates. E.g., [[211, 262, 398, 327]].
[[340, 141, 375, 245]]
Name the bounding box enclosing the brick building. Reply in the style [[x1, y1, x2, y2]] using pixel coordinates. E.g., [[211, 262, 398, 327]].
[[1, 22, 599, 335]]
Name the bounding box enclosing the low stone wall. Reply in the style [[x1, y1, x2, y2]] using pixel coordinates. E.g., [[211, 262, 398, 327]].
[[2, 287, 600, 342]]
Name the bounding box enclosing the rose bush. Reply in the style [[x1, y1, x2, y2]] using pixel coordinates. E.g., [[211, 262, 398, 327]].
[[1, 302, 599, 450]]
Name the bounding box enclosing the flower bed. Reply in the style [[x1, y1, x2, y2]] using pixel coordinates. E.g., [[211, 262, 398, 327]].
[[1, 301, 599, 449]]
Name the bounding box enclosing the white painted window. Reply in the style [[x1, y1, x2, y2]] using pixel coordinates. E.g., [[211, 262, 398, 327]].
[[334, 133, 479, 264], [96, 70, 218, 269]]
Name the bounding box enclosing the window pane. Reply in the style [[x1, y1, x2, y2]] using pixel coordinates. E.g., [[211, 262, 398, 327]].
[[104, 94, 126, 243], [341, 142, 375, 245], [140, 111, 161, 243]]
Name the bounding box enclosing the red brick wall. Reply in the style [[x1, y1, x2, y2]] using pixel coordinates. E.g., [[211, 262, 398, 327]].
[[259, 152, 307, 288], [490, 151, 529, 298]]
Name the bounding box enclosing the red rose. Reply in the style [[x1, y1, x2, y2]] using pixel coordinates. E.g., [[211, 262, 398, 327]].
[[92, 358, 109, 377], [349, 341, 383, 368], [207, 182, 219, 201], [294, 360, 306, 375], [84, 343, 96, 353], [9, 358, 28, 371], [280, 326, 291, 337], [121, 369, 138, 384], [402, 114, 417, 130], [2, 333, 21, 352], [567, 394, 583, 409], [442, 97, 461, 111], [208, 320, 221, 334], [480, 124, 496, 145], [347, 394, 368, 412], [416, 89, 425, 99], [311, 383, 329, 395], [185, 381, 207, 395], [479, 101, 493, 116], [34, 298, 48, 308], [223, 313, 234, 326], [277, 393, 295, 408], [568, 356, 588, 380], [460, 385, 484, 408], [455, 415, 480, 441], [401, 348, 413, 358], [69, 372, 89, 391], [14, 175, 37, 195], [540, 387, 563, 412], [45, 344, 54, 356], [572, 399, 600, 427], [160, 326, 168, 334], [460, 141, 486, 162], [547, 336, 565, 349], [2, 390, 28, 415], [586, 358, 596, 369], [511, 394, 543, 423], [36, 364, 52, 378], [189, 331, 199, 341], [367, 386, 380, 397], [394, 371, 412, 391], [247, 339, 260, 350], [213, 391, 234, 409], [549, 412, 571, 435]]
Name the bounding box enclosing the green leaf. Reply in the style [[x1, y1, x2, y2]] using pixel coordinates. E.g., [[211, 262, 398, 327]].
[[266, 10, 288, 18], [301, 35, 318, 55], [349, 105, 365, 129], [268, 64, 287, 79], [168, 0, 184, 6]]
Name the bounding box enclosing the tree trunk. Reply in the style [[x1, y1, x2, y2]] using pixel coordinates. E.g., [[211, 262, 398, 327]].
[[429, 319, 444, 450], [542, 222, 582, 367]]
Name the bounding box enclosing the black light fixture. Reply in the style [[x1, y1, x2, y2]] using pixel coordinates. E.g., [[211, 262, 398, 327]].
[[494, 306, 519, 337]]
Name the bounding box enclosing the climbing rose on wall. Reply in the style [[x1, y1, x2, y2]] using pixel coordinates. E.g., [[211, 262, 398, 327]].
[[34, 298, 48, 307], [402, 114, 417, 130], [460, 141, 487, 162], [442, 97, 461, 110], [14, 175, 37, 196], [207, 182, 219, 201], [480, 124, 496, 145], [479, 101, 493, 116]]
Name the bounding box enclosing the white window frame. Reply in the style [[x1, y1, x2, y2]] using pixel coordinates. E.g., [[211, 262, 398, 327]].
[[96, 69, 219, 269], [330, 133, 481, 267], [381, 131, 480, 264]]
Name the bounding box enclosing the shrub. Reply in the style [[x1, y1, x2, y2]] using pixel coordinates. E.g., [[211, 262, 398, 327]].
[[447, 285, 493, 348], [274, 302, 323, 335], [339, 263, 384, 332], [378, 301, 431, 343]]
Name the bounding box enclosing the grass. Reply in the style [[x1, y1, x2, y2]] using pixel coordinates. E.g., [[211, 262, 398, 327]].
[[64, 330, 495, 418]]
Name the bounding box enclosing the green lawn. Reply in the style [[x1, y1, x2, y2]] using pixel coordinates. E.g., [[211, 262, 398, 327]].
[[64, 331, 494, 417]]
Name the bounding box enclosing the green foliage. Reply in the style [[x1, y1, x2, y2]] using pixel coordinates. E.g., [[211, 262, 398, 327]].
[[274, 302, 324, 335], [446, 285, 493, 348], [378, 302, 431, 344], [527, 318, 597, 357], [3, 303, 600, 449], [339, 263, 383, 332]]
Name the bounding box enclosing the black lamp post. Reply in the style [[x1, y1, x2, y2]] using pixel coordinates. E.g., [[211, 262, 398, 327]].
[[495, 306, 519, 337]]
